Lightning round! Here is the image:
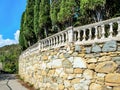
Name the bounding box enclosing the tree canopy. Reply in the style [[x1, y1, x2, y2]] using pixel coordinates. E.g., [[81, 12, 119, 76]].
[[0, 44, 21, 73]]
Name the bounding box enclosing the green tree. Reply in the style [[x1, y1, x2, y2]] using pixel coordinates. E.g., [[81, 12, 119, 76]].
[[50, 0, 61, 32], [19, 12, 28, 50], [34, 0, 41, 40], [58, 0, 77, 27], [0, 44, 21, 73], [25, 0, 37, 46], [39, 0, 51, 38], [80, 0, 106, 22]]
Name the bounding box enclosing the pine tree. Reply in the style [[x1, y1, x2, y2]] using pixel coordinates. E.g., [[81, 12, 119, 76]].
[[34, 0, 41, 40], [25, 0, 37, 46], [19, 12, 28, 50], [39, 0, 51, 38]]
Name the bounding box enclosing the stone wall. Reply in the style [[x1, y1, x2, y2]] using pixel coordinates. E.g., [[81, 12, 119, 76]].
[[19, 40, 120, 90]]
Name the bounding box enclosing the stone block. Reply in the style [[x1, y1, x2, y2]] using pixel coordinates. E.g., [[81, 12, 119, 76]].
[[75, 45, 81, 52], [73, 57, 87, 68], [68, 87, 74, 90], [73, 83, 83, 90], [58, 84, 64, 90], [65, 68, 73, 74], [87, 58, 97, 63], [55, 68, 63, 75], [59, 53, 65, 59], [112, 57, 120, 61], [98, 56, 111, 62], [41, 70, 47, 76], [85, 47, 91, 54], [62, 59, 72, 68], [113, 86, 120, 90], [112, 57, 120, 65], [102, 40, 117, 52], [92, 44, 101, 53], [78, 54, 85, 57], [57, 77, 63, 84], [83, 69, 94, 80], [71, 78, 80, 84], [64, 53, 70, 58], [68, 74, 75, 80], [41, 55, 48, 60], [105, 73, 120, 86], [64, 80, 70, 87], [72, 52, 78, 57], [48, 70, 55, 76], [90, 83, 102, 90], [74, 68, 83, 74], [88, 64, 96, 70], [95, 61, 117, 73], [52, 59, 62, 68], [51, 83, 58, 90]]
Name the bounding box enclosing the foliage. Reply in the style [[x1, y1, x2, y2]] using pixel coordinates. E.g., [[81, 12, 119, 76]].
[[0, 44, 21, 73], [39, 0, 51, 38], [19, 0, 120, 50], [58, 0, 77, 27], [50, 0, 61, 32], [80, 0, 106, 22], [19, 12, 28, 50], [34, 0, 41, 40], [25, 0, 37, 46]]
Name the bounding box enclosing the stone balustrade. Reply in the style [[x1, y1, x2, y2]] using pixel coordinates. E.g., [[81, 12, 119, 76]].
[[21, 17, 120, 57], [74, 17, 120, 45]]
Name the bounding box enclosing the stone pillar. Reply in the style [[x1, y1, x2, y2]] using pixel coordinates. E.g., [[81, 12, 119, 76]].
[[67, 26, 74, 43]]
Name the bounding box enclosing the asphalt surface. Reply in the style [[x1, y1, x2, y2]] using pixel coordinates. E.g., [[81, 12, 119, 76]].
[[0, 74, 28, 90]]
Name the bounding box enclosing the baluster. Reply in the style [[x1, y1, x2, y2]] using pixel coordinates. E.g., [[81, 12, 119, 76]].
[[48, 39, 50, 47], [101, 25, 105, 39], [109, 23, 113, 38], [59, 35, 61, 45], [51, 38, 53, 47], [53, 37, 56, 46], [46, 40, 48, 49], [77, 30, 80, 42], [94, 26, 98, 40], [117, 21, 120, 36], [62, 33, 64, 44], [89, 28, 92, 40], [45, 40, 47, 48], [55, 36, 58, 46], [65, 32, 68, 43], [83, 29, 86, 41], [50, 38, 52, 47], [49, 39, 51, 47]]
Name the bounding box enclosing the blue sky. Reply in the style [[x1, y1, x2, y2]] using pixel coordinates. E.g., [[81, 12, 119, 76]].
[[0, 0, 26, 47]]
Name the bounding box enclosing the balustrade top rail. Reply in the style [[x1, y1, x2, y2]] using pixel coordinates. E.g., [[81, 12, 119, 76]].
[[21, 17, 120, 57]]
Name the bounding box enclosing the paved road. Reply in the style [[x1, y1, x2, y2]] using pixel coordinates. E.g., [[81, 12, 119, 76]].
[[0, 74, 28, 90]]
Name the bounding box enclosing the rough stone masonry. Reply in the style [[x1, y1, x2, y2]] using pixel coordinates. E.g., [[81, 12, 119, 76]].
[[19, 40, 120, 90]]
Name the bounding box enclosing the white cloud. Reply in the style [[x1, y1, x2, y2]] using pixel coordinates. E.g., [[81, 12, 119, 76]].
[[0, 30, 20, 47]]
